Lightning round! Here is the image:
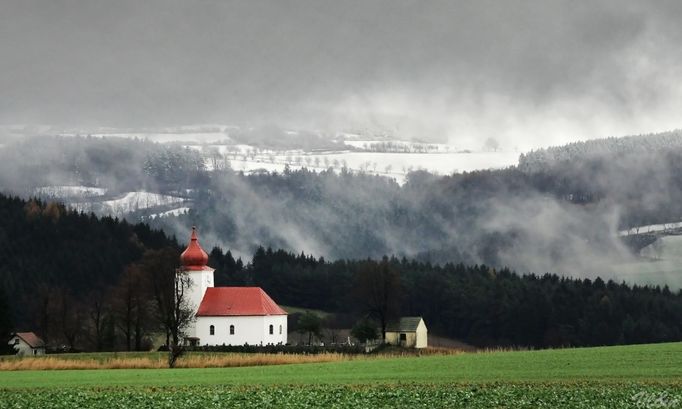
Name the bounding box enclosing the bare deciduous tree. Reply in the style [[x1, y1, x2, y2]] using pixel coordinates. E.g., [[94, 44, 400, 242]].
[[142, 248, 195, 367], [112, 264, 152, 351]]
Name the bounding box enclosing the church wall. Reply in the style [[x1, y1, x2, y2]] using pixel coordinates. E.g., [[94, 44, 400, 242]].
[[185, 268, 215, 313], [195, 315, 287, 346], [185, 267, 215, 339], [263, 314, 287, 345]]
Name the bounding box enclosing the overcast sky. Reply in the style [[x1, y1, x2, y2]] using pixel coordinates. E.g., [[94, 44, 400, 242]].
[[2, 0, 682, 149]]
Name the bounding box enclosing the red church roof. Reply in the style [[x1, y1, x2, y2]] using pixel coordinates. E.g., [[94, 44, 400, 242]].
[[196, 287, 287, 316], [181, 227, 209, 271]]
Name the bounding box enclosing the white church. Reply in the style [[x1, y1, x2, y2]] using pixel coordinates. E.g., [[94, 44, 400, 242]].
[[180, 227, 288, 346]]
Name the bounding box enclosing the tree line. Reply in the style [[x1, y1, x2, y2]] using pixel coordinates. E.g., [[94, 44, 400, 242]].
[[211, 247, 682, 348], [0, 194, 182, 351], [0, 192, 680, 352]]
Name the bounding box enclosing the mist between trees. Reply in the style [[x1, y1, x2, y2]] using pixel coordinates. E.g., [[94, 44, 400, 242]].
[[1, 132, 682, 281], [0, 194, 680, 352]]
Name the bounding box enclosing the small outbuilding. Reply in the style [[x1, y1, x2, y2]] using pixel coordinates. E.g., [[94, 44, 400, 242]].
[[8, 332, 46, 356], [385, 317, 428, 348]]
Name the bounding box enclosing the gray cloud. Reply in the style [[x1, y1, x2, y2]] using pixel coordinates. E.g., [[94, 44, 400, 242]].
[[2, 0, 682, 148]]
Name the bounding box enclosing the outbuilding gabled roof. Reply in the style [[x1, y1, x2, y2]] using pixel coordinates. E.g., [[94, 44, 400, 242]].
[[386, 317, 424, 332], [196, 287, 287, 316], [14, 332, 45, 348]]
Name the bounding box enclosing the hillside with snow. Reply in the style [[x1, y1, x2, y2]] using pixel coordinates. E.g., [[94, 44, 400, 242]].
[[2, 128, 682, 290], [518, 130, 682, 173], [4, 124, 520, 184], [188, 143, 518, 183], [71, 191, 187, 216]]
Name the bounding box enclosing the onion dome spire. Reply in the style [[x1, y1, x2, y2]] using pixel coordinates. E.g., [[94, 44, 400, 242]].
[[180, 226, 209, 270]]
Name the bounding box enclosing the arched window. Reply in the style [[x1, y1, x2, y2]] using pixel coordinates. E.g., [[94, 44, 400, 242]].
[[269, 324, 274, 335], [209, 325, 215, 335], [279, 325, 282, 335], [229, 325, 235, 335]]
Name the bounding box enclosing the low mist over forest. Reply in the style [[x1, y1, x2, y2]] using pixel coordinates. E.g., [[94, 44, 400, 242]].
[[1, 131, 682, 283], [0, 194, 679, 350], [3, 0, 682, 360]]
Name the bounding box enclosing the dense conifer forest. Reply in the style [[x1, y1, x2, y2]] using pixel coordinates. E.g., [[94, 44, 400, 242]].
[[214, 247, 682, 348], [0, 193, 680, 351]]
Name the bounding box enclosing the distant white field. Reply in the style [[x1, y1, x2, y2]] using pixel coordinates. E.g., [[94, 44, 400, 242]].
[[342, 139, 453, 153], [191, 143, 519, 183], [53, 129, 521, 181], [34, 185, 107, 198], [305, 151, 518, 175], [72, 191, 186, 215], [150, 206, 191, 219], [231, 160, 295, 174], [619, 222, 682, 236]]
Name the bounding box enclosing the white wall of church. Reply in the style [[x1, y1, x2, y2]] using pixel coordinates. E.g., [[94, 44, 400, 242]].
[[184, 268, 214, 339], [195, 315, 287, 346], [185, 268, 214, 312]]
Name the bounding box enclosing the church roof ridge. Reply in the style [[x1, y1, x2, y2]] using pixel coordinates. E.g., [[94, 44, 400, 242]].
[[197, 287, 287, 316]]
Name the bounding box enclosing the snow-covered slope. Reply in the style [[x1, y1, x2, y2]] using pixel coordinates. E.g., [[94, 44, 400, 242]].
[[34, 185, 107, 198], [519, 130, 682, 173], [72, 191, 186, 216], [189, 143, 519, 183], [149, 206, 190, 219], [619, 221, 682, 236]]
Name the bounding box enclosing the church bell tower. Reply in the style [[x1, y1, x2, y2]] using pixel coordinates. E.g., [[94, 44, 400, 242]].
[[179, 226, 215, 339]]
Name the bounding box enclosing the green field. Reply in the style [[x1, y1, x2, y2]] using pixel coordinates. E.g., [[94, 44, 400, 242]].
[[1, 343, 681, 408]]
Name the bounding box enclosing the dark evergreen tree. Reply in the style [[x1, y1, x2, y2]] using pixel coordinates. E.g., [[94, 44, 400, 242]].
[[297, 311, 323, 345], [351, 319, 378, 343]]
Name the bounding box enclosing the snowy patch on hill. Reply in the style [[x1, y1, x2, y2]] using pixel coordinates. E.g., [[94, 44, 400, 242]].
[[519, 130, 682, 173], [34, 185, 108, 198], [72, 191, 186, 215], [150, 206, 190, 219], [619, 221, 682, 236], [188, 143, 519, 183], [343, 139, 453, 153]]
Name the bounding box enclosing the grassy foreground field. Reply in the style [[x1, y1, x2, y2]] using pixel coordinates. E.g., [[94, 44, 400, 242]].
[[0, 342, 680, 408]]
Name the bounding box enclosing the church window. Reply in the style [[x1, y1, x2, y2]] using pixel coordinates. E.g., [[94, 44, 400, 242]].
[[229, 325, 235, 335], [209, 325, 215, 335], [269, 324, 274, 335], [279, 325, 282, 335]]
